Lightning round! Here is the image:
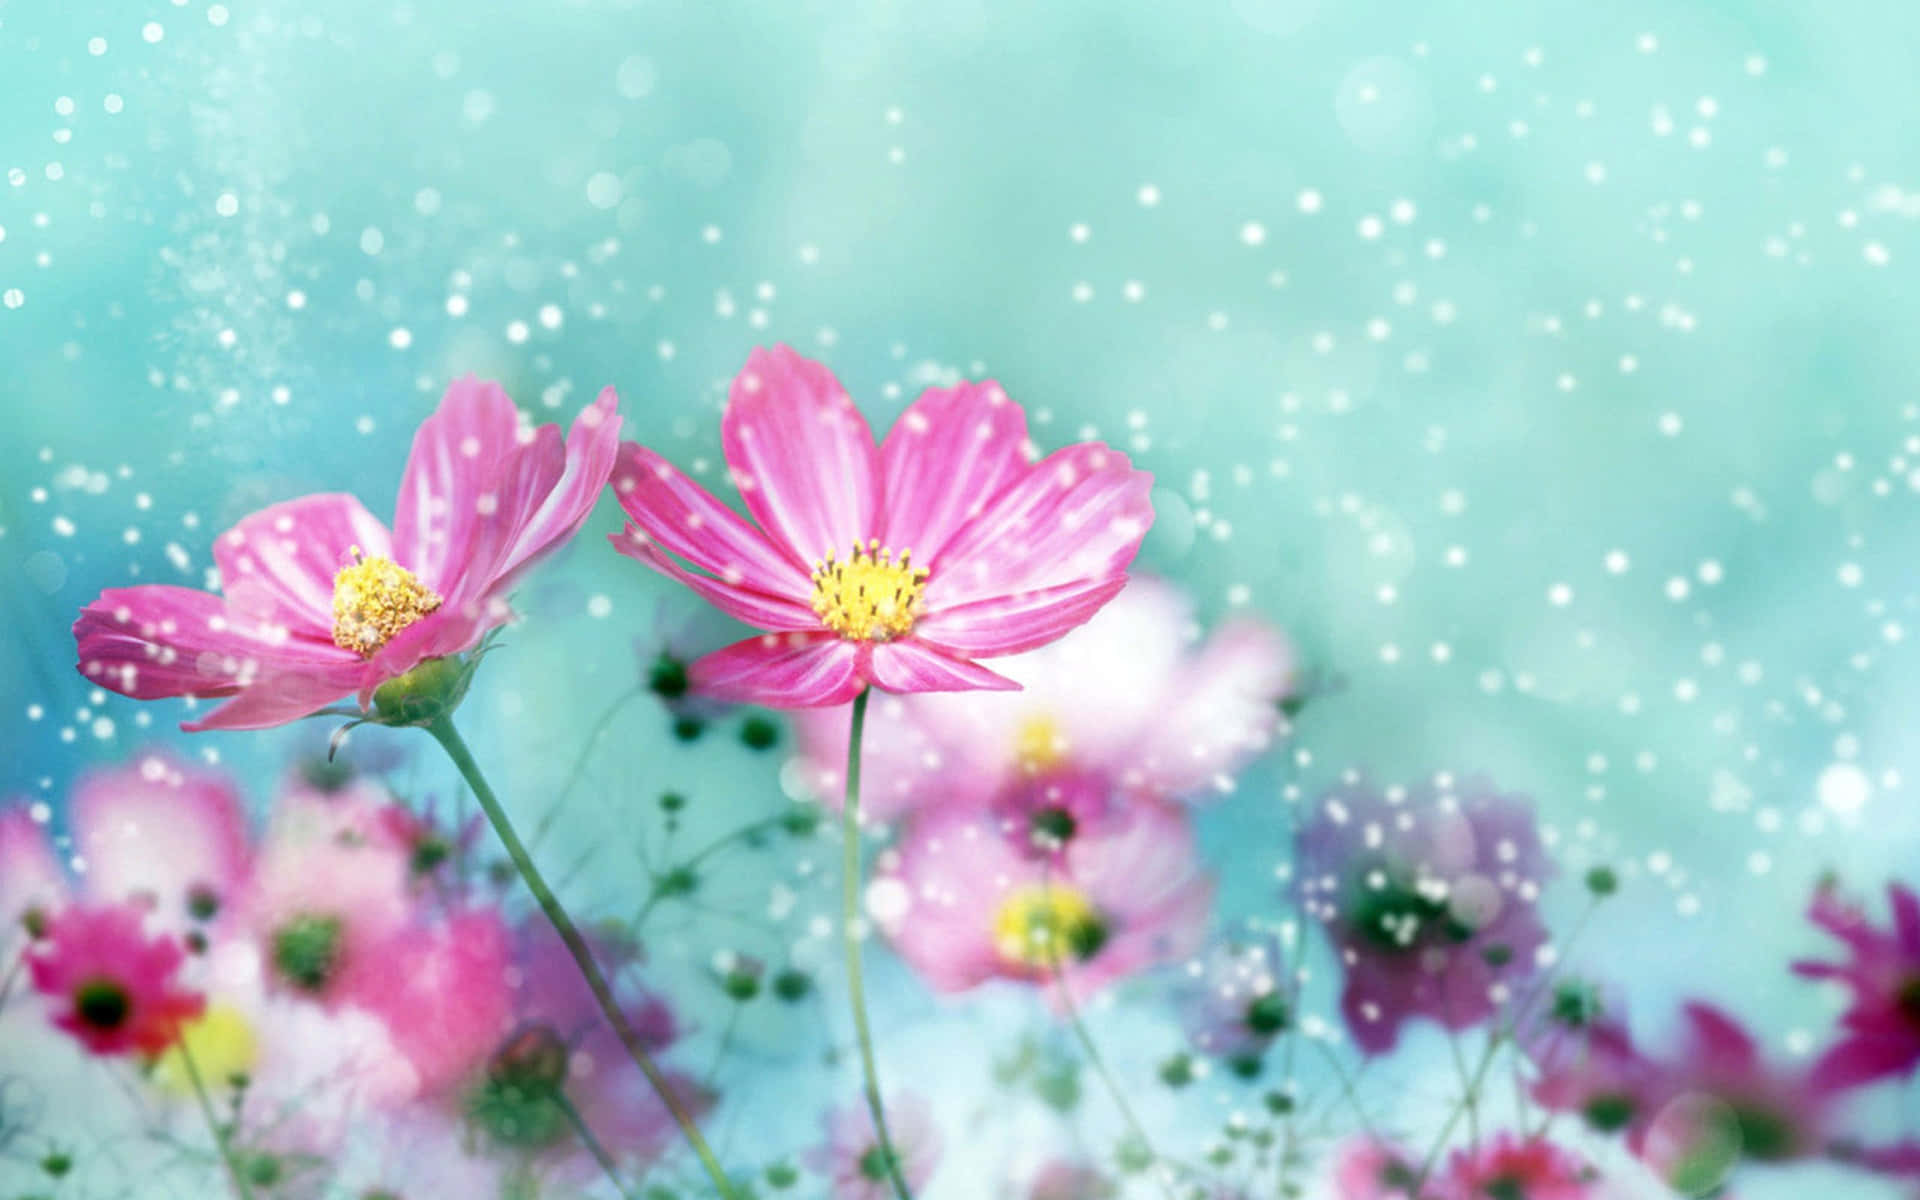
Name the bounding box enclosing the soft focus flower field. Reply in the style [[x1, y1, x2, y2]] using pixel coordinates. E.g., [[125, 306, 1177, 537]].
[[5, 2, 1920, 1199]]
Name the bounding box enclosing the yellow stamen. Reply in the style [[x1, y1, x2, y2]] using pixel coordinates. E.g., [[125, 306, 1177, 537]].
[[809, 540, 929, 642], [1014, 713, 1067, 772], [331, 545, 442, 656], [991, 884, 1108, 968]]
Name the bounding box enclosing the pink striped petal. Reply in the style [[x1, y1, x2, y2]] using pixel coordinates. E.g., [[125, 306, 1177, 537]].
[[391, 377, 563, 600], [877, 379, 1032, 563], [688, 632, 864, 708], [72, 754, 251, 924], [182, 660, 370, 731], [608, 441, 812, 598], [75, 586, 357, 702], [913, 575, 1127, 659], [926, 442, 1152, 610], [865, 640, 1020, 695], [609, 527, 819, 631], [488, 386, 624, 592], [721, 345, 879, 566], [213, 493, 394, 634]]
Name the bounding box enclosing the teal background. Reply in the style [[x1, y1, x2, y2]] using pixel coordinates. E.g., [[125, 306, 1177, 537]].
[[3, 0, 1918, 1195]]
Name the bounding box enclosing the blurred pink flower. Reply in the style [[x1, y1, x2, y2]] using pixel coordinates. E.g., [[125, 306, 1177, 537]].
[[74, 380, 621, 730], [1026, 1160, 1116, 1200], [1437, 1132, 1596, 1200], [1296, 777, 1553, 1055], [1525, 1010, 1661, 1142], [807, 1091, 943, 1199], [1792, 879, 1920, 1094], [1330, 1137, 1423, 1199], [609, 344, 1152, 707], [877, 799, 1211, 1008], [239, 789, 416, 1002], [69, 752, 252, 931], [1175, 929, 1291, 1067], [0, 805, 65, 947], [27, 900, 204, 1056], [795, 575, 1296, 823], [1636, 1003, 1834, 1174], [343, 908, 514, 1098]]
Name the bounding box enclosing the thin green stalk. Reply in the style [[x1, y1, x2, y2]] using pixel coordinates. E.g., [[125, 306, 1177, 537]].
[[1048, 961, 1180, 1200], [839, 689, 914, 1200], [531, 684, 644, 851], [425, 718, 741, 1200], [1446, 1028, 1480, 1149], [177, 1037, 256, 1200], [553, 1088, 636, 1200]]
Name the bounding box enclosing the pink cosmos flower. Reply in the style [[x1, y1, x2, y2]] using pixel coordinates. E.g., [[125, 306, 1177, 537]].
[[27, 901, 205, 1056], [608, 344, 1153, 707], [807, 1091, 944, 1199], [876, 799, 1212, 1008], [74, 380, 621, 730], [1525, 1010, 1661, 1142], [1296, 777, 1553, 1055], [343, 908, 513, 1098], [70, 753, 253, 931], [1437, 1132, 1596, 1200], [1791, 879, 1920, 1094], [795, 575, 1296, 823], [1331, 1138, 1424, 1199], [1636, 1003, 1834, 1174]]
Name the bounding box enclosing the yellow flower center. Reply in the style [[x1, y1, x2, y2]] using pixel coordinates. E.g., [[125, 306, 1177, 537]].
[[331, 546, 442, 656], [992, 884, 1109, 968], [153, 1004, 259, 1094], [809, 540, 928, 642], [1015, 713, 1067, 772]]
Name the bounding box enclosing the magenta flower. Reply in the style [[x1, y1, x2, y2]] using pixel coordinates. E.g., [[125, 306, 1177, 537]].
[[1436, 1132, 1596, 1200], [608, 344, 1153, 707], [1296, 776, 1553, 1055], [1637, 1002, 1835, 1172], [344, 908, 514, 1098], [1791, 879, 1920, 1094], [1330, 1138, 1423, 1199], [27, 900, 206, 1056], [876, 799, 1211, 1008], [795, 575, 1296, 822], [1524, 1004, 1661, 1141], [74, 380, 621, 730], [0, 805, 65, 947], [70, 752, 253, 931], [807, 1091, 944, 1199]]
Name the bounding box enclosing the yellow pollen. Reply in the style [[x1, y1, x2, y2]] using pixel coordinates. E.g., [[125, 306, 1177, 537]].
[[1014, 713, 1068, 772], [991, 885, 1108, 969], [809, 540, 929, 642], [153, 1004, 258, 1094], [331, 546, 442, 656]]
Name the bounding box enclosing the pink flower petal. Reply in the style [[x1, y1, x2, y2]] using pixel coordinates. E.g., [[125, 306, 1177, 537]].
[[0, 806, 66, 937], [688, 632, 864, 708], [75, 586, 358, 703], [608, 441, 813, 598], [182, 660, 370, 731], [1891, 883, 1920, 954], [1134, 618, 1297, 797], [1810, 1034, 1914, 1095], [925, 442, 1152, 610], [487, 385, 624, 593], [1680, 1002, 1757, 1068], [391, 377, 564, 600], [877, 379, 1033, 563], [912, 575, 1128, 659], [72, 754, 251, 925], [609, 529, 819, 631], [721, 345, 879, 566], [214, 493, 396, 634], [866, 640, 1020, 695]]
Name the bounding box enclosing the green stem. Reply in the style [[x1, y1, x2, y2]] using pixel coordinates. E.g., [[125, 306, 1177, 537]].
[[178, 1037, 255, 1200], [1049, 963, 1180, 1200], [554, 1087, 637, 1200], [425, 718, 741, 1200], [840, 689, 914, 1200]]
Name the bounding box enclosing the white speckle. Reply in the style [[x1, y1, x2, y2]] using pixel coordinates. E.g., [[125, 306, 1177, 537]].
[[586, 172, 623, 209], [586, 594, 613, 619], [1296, 188, 1323, 214], [1817, 763, 1870, 815], [1137, 183, 1161, 207], [1240, 221, 1267, 246], [388, 327, 412, 350], [142, 22, 164, 43]]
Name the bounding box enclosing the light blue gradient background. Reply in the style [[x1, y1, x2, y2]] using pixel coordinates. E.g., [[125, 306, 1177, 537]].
[[3, 0, 1918, 1195]]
